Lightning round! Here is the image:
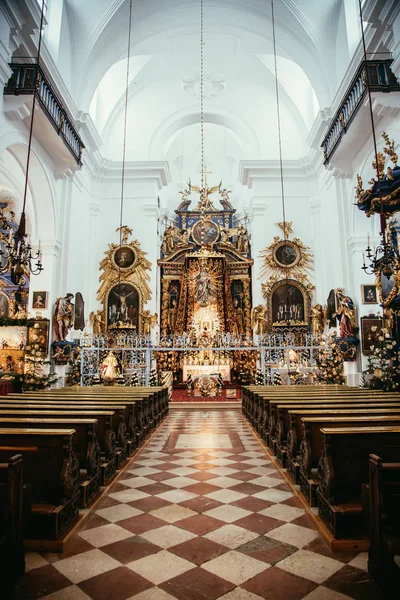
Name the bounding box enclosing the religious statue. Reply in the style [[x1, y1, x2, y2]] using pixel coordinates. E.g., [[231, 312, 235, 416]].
[[53, 293, 74, 341], [116, 225, 133, 244], [236, 223, 249, 253], [176, 228, 190, 247], [195, 268, 215, 307], [141, 309, 158, 335], [101, 351, 120, 383], [168, 298, 178, 333], [251, 304, 268, 335], [232, 297, 245, 335], [220, 228, 234, 246], [163, 225, 178, 255], [336, 296, 357, 339], [310, 303, 326, 335], [89, 310, 104, 335]]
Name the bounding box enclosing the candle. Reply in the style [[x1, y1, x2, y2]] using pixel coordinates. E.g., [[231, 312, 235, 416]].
[[367, 233, 370, 247]]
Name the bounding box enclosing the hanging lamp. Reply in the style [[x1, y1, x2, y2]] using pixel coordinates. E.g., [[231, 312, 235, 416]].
[[0, 0, 45, 284]]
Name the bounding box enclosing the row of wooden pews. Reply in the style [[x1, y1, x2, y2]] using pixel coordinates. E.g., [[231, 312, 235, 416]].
[[242, 385, 400, 549], [0, 386, 168, 550]]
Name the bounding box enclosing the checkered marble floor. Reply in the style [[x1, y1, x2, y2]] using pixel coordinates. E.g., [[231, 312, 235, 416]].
[[11, 410, 383, 600]]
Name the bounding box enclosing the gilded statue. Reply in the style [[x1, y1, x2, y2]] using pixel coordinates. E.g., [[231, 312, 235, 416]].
[[116, 225, 133, 244], [232, 297, 245, 335], [310, 303, 326, 335], [168, 298, 178, 333], [236, 223, 249, 253], [53, 294, 74, 341], [162, 225, 180, 255], [141, 309, 158, 335], [90, 310, 104, 335], [251, 304, 268, 335]]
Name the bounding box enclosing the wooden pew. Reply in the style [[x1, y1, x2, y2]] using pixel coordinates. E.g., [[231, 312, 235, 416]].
[[5, 393, 154, 446], [298, 415, 400, 506], [0, 454, 25, 595], [267, 396, 400, 453], [0, 402, 129, 469], [0, 428, 80, 540], [0, 410, 116, 486], [275, 402, 400, 472], [367, 454, 400, 588], [317, 426, 400, 539], [0, 418, 101, 508]]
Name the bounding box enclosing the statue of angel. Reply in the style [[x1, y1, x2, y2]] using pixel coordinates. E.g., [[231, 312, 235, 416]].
[[251, 304, 268, 335], [310, 304, 326, 335], [90, 310, 104, 335]]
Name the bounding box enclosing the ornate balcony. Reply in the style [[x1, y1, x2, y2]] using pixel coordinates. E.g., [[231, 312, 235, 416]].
[[4, 62, 85, 166], [321, 59, 400, 166]]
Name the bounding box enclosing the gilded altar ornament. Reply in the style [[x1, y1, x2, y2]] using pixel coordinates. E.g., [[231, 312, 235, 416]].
[[260, 223, 315, 298], [97, 226, 152, 332], [141, 309, 158, 335], [355, 132, 400, 217], [89, 310, 104, 335], [251, 304, 268, 335], [310, 303, 326, 335]]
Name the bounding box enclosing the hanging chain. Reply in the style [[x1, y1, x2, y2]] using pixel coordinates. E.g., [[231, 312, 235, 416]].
[[200, 0, 204, 191], [117, 0, 133, 289], [271, 0, 291, 315]]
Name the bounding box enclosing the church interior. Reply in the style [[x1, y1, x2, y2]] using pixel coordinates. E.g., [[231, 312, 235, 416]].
[[1, 0, 400, 598]]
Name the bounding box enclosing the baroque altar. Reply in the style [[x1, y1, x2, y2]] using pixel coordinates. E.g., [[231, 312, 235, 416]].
[[158, 171, 253, 382]]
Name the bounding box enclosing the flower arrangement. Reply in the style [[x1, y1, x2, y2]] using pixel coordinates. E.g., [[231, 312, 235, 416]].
[[362, 326, 399, 391], [316, 335, 345, 384]]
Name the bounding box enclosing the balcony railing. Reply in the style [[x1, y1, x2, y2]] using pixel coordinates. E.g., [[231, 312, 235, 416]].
[[4, 62, 85, 165], [321, 59, 400, 165]]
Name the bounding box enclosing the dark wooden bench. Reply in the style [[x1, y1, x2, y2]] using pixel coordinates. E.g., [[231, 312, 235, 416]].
[[0, 428, 80, 540], [0, 402, 128, 469], [317, 426, 400, 539], [0, 454, 25, 595], [3, 396, 136, 449], [367, 454, 400, 590], [298, 415, 400, 506], [0, 418, 101, 508], [0, 409, 116, 486], [276, 402, 400, 474]]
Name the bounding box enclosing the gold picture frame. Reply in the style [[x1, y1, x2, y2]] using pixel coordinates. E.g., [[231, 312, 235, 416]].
[[272, 240, 301, 269]]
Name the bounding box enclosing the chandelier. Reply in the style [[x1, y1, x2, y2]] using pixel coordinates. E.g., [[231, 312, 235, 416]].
[[0, 0, 45, 284], [362, 220, 400, 279], [356, 0, 400, 282]]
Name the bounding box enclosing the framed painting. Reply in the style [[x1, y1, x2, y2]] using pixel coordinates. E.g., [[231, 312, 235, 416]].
[[112, 245, 136, 270], [273, 241, 301, 269], [271, 282, 306, 325], [32, 291, 48, 310], [361, 284, 378, 305], [360, 316, 383, 355], [107, 283, 139, 330], [27, 319, 50, 356]]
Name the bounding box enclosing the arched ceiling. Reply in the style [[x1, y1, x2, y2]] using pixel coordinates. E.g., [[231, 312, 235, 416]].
[[57, 1, 347, 166]]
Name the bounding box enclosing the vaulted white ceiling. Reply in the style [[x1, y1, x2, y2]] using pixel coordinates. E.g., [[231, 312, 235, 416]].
[[48, 1, 357, 168]]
